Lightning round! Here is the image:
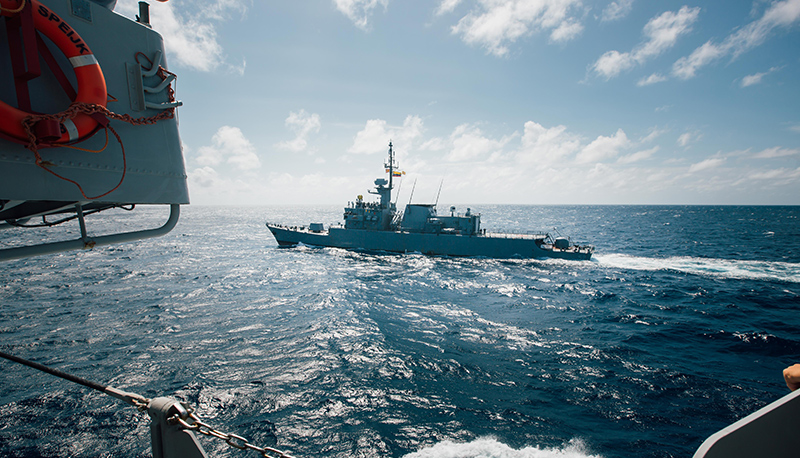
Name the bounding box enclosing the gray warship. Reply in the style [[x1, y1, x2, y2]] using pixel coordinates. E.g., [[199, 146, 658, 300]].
[[267, 142, 595, 260]]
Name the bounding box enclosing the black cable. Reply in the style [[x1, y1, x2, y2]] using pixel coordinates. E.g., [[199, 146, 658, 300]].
[[0, 350, 108, 394]]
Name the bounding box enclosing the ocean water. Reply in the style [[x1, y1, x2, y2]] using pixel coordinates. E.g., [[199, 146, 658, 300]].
[[1, 204, 799, 458]]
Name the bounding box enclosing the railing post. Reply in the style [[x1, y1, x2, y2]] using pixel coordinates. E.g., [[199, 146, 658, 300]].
[[148, 397, 209, 458]]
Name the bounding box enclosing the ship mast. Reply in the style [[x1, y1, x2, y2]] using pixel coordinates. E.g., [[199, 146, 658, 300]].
[[386, 141, 395, 194]]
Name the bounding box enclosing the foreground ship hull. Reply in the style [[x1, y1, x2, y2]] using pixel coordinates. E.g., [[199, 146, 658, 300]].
[[267, 224, 593, 260]]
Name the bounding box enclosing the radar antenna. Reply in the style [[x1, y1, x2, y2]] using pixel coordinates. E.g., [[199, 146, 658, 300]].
[[434, 179, 444, 206]]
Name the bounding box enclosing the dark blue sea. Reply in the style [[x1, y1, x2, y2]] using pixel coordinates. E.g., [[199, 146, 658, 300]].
[[1, 205, 799, 458]]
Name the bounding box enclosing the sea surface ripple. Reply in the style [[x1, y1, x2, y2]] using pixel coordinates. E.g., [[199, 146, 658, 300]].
[[1, 205, 799, 458]]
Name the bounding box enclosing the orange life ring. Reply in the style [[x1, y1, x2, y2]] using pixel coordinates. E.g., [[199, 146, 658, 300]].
[[0, 0, 107, 144]]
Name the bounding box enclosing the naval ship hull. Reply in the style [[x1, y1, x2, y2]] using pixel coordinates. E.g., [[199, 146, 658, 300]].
[[267, 225, 593, 260]]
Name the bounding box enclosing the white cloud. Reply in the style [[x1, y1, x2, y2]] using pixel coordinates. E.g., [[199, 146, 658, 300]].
[[420, 137, 448, 151], [753, 147, 800, 158], [741, 72, 767, 87], [516, 121, 580, 164], [436, 0, 464, 16], [115, 0, 247, 73], [276, 110, 322, 152], [673, 0, 800, 80], [745, 167, 800, 184], [637, 73, 668, 86], [672, 41, 726, 80], [550, 20, 584, 42], [618, 145, 658, 164], [600, 0, 634, 22], [746, 169, 791, 180], [576, 128, 630, 163], [740, 66, 780, 87], [727, 0, 800, 56], [677, 131, 701, 147], [688, 157, 725, 173], [592, 50, 635, 78], [189, 166, 221, 188], [196, 126, 261, 170], [639, 127, 667, 143], [348, 116, 424, 154], [449, 0, 585, 57], [593, 6, 699, 79], [187, 115, 800, 205], [445, 124, 510, 161], [333, 0, 388, 30]]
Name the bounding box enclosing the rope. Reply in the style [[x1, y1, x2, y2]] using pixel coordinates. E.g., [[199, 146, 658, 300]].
[[61, 125, 110, 153], [0, 349, 149, 409], [24, 114, 128, 200], [0, 349, 110, 394], [0, 0, 26, 14], [19, 76, 177, 200]]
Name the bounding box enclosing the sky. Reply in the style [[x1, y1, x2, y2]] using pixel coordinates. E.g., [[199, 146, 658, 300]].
[[113, 0, 800, 205]]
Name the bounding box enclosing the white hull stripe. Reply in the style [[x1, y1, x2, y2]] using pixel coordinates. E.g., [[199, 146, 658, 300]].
[[69, 54, 98, 68], [62, 119, 79, 141]]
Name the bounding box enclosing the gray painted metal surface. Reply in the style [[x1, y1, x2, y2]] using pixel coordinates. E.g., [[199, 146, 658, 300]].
[[693, 389, 800, 458], [0, 0, 187, 205], [148, 397, 209, 458], [1, 0, 187, 259]]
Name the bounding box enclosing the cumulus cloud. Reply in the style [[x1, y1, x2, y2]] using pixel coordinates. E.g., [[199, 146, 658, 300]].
[[333, 0, 389, 30], [550, 20, 584, 42], [445, 124, 510, 161], [672, 0, 800, 80], [436, 0, 464, 16], [516, 121, 580, 164], [600, 0, 634, 22], [188, 115, 800, 204], [115, 0, 247, 73], [348, 116, 424, 154], [576, 128, 630, 163], [449, 0, 585, 57], [593, 6, 700, 79], [197, 126, 261, 170], [190, 166, 221, 188], [276, 110, 322, 152]]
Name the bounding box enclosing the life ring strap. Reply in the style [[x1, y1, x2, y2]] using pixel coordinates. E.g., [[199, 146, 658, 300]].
[[68, 54, 98, 68], [62, 118, 79, 141]]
